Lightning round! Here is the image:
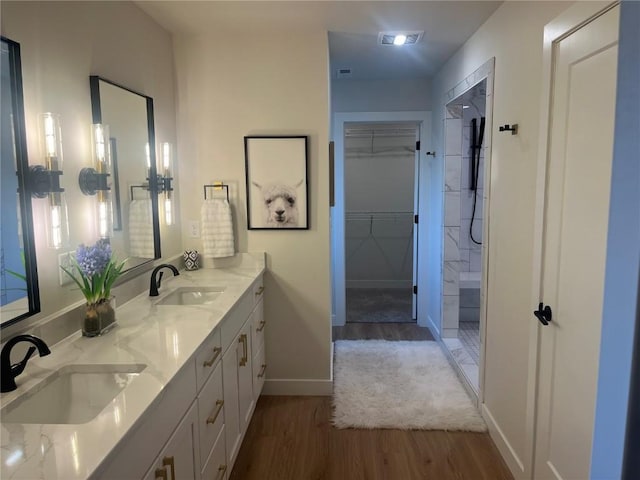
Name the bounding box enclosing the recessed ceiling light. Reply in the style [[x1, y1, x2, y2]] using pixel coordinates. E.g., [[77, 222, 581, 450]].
[[378, 31, 424, 46], [393, 35, 407, 46]]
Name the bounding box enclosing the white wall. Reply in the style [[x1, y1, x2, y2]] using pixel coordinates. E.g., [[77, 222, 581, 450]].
[[431, 1, 569, 476], [332, 78, 432, 113], [1, 1, 180, 331], [173, 31, 331, 392]]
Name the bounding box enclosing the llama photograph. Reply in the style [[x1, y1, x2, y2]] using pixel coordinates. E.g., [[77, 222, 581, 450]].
[[245, 136, 309, 230]]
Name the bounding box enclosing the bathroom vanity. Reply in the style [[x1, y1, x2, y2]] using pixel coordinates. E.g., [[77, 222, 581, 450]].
[[0, 253, 266, 480]]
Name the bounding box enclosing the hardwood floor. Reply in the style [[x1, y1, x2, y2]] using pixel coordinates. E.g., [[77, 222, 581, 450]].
[[230, 396, 513, 480], [333, 322, 435, 341]]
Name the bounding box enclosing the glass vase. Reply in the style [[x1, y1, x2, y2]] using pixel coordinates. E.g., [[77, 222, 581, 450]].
[[83, 297, 116, 337]]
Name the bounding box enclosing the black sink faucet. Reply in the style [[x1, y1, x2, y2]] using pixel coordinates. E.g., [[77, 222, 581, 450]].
[[149, 264, 180, 296], [1, 334, 51, 393]]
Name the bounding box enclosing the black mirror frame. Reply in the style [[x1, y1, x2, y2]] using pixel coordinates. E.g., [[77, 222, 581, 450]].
[[89, 75, 161, 265], [1, 36, 41, 329]]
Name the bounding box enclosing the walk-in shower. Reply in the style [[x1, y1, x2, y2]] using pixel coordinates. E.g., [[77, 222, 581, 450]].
[[442, 78, 489, 393]]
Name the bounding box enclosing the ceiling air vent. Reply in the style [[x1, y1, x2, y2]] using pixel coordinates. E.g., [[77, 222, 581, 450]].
[[378, 31, 424, 46], [336, 68, 353, 79]]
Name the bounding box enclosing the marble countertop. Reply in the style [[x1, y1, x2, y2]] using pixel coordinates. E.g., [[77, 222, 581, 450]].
[[0, 253, 265, 480]]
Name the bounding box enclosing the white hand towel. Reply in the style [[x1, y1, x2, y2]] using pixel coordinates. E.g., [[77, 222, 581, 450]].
[[128, 199, 155, 258], [201, 199, 235, 258]]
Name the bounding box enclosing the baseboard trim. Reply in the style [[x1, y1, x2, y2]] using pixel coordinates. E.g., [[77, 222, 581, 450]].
[[425, 314, 440, 338], [481, 404, 526, 479], [262, 378, 333, 396]]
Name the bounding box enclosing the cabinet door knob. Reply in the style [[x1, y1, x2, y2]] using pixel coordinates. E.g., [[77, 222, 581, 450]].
[[255, 286, 264, 296], [206, 399, 224, 425], [256, 320, 266, 332], [239, 334, 248, 366], [203, 346, 222, 367], [162, 456, 175, 480], [257, 364, 267, 378], [215, 464, 228, 480]]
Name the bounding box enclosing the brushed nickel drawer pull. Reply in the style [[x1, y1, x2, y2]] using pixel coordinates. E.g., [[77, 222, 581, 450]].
[[203, 346, 222, 367], [255, 286, 264, 296], [239, 334, 248, 366], [256, 320, 266, 332], [206, 399, 224, 424], [155, 467, 167, 480], [257, 364, 267, 378], [162, 456, 175, 480], [215, 464, 228, 480]]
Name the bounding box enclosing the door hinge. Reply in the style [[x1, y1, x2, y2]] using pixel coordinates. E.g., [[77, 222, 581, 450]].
[[413, 285, 417, 295], [415, 140, 421, 151], [414, 214, 419, 224]]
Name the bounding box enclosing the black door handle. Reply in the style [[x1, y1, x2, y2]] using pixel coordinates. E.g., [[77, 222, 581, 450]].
[[534, 302, 553, 326]]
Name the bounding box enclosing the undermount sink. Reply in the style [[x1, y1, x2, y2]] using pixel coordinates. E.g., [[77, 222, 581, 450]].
[[156, 286, 226, 306], [1, 364, 146, 424]]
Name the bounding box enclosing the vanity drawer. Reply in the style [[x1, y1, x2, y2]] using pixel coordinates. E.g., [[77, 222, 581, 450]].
[[252, 342, 266, 398], [195, 328, 222, 391], [220, 291, 253, 352], [198, 362, 224, 470], [202, 426, 228, 480], [252, 275, 264, 306], [250, 299, 265, 354]]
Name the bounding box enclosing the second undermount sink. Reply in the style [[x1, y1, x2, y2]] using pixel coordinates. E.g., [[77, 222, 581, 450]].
[[1, 364, 146, 424], [156, 286, 226, 306]]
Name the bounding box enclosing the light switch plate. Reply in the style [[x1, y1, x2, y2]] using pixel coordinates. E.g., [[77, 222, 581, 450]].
[[58, 251, 75, 286], [188, 220, 200, 238]]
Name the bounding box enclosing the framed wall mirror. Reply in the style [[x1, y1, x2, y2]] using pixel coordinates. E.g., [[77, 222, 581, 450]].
[[89, 76, 161, 270], [1, 37, 40, 328]]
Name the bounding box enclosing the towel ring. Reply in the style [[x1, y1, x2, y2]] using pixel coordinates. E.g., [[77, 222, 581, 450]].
[[204, 184, 229, 202], [130, 184, 149, 200]]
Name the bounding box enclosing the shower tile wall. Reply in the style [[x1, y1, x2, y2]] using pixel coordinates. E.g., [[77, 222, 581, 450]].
[[460, 84, 486, 273], [442, 81, 486, 337], [442, 104, 462, 337]]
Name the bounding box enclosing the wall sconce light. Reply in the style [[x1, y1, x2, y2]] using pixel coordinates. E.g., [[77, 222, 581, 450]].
[[29, 112, 69, 249], [79, 124, 113, 239], [160, 142, 174, 226]]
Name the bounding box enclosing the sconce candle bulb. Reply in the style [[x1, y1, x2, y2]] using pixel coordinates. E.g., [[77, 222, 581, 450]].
[[159, 142, 174, 226], [79, 123, 114, 239], [28, 113, 69, 248], [41, 113, 61, 167]]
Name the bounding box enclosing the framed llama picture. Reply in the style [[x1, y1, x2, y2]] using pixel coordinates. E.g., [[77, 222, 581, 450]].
[[244, 135, 309, 230]]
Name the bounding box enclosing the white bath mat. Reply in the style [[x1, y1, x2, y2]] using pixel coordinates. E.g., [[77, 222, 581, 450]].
[[332, 340, 486, 431]]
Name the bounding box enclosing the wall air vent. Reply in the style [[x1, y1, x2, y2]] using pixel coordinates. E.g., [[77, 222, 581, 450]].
[[378, 31, 424, 46], [336, 68, 353, 79]]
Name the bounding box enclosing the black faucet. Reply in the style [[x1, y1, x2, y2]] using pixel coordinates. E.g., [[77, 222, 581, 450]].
[[149, 264, 180, 296], [1, 334, 51, 393]]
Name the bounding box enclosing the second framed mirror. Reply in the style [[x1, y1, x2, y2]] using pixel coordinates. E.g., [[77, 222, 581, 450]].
[[89, 76, 161, 270]]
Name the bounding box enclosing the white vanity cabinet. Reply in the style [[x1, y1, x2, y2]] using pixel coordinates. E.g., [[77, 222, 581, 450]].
[[143, 402, 199, 480], [92, 364, 198, 480], [92, 274, 264, 480]]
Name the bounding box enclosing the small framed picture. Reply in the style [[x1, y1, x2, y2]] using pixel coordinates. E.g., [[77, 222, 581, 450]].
[[244, 135, 309, 230]]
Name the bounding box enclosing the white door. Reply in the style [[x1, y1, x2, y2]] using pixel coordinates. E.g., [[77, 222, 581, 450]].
[[534, 4, 619, 479]]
